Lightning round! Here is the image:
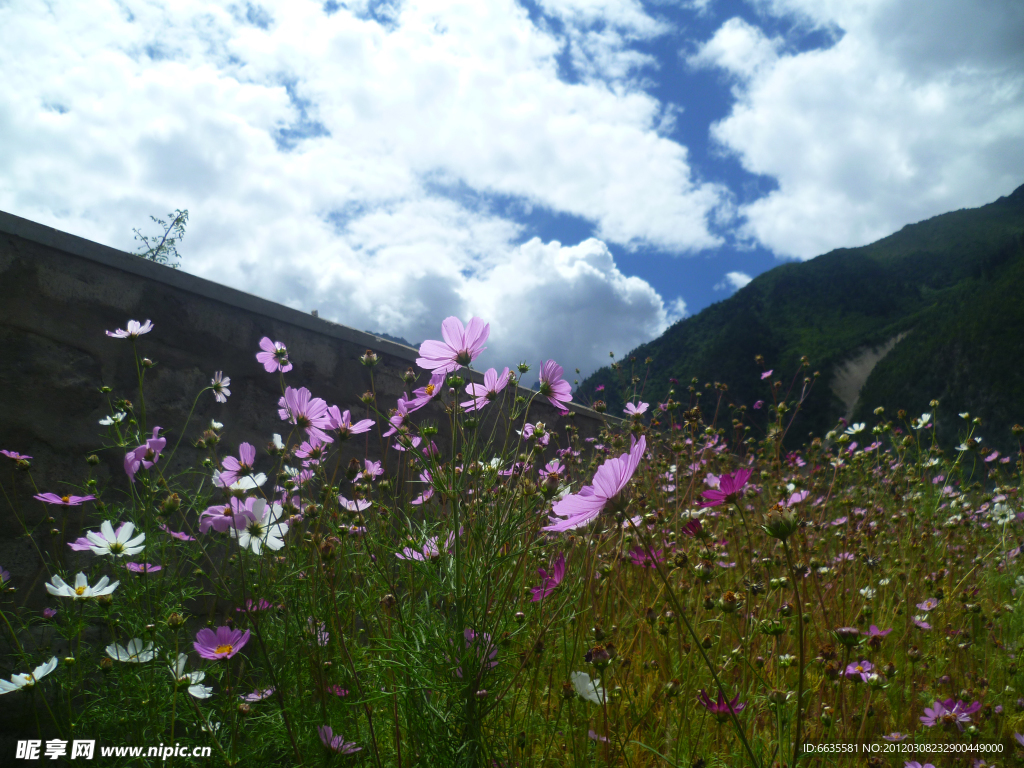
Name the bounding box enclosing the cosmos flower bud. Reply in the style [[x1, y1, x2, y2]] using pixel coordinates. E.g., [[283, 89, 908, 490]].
[[161, 493, 180, 514], [402, 367, 417, 384], [141, 358, 154, 368], [360, 390, 375, 406], [86, 455, 100, 466], [763, 504, 799, 541], [593, 400, 607, 413], [167, 613, 185, 629], [360, 350, 379, 367]]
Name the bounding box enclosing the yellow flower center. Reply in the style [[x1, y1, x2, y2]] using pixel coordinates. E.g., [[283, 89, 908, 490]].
[[425, 384, 435, 395], [61, 496, 71, 504], [855, 666, 864, 673], [215, 644, 233, 655], [75, 586, 87, 596]]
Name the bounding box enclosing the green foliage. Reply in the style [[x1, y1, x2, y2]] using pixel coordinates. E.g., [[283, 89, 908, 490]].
[[133, 209, 189, 269]]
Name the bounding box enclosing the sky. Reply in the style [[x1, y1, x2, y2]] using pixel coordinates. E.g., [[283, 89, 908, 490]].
[[1, 0, 1022, 384]]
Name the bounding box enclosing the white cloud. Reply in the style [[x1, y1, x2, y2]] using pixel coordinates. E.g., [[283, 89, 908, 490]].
[[688, 17, 780, 78], [713, 270, 752, 291], [0, 0, 725, 378], [692, 0, 1024, 259]]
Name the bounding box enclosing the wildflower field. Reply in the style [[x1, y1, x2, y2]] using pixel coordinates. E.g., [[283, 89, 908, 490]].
[[2, 314, 1023, 768]]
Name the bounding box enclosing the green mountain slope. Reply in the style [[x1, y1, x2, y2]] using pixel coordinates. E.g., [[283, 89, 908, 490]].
[[579, 183, 1024, 450]]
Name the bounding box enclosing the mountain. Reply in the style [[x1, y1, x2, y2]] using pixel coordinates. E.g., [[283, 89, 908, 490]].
[[579, 183, 1024, 452]]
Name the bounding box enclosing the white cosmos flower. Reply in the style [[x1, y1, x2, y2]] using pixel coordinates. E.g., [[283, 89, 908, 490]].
[[959, 412, 970, 419], [913, 413, 932, 430], [169, 653, 212, 699], [45, 572, 119, 600], [0, 657, 58, 694], [845, 423, 865, 435], [230, 499, 288, 555], [210, 420, 224, 430], [212, 470, 267, 491], [859, 586, 876, 600], [106, 639, 156, 663], [86, 520, 145, 558], [990, 503, 1015, 525], [570, 672, 605, 705], [272, 434, 285, 450], [99, 412, 127, 426]]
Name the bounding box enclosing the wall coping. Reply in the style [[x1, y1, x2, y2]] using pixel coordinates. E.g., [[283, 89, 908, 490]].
[[0, 209, 615, 422]]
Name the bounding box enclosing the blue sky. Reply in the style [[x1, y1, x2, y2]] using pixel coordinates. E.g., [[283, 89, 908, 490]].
[[1, 0, 1022, 382]]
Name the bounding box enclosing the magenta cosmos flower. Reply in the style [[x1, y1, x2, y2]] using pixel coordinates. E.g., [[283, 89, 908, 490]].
[[326, 407, 374, 438], [845, 660, 874, 682], [124, 427, 166, 483], [1, 450, 31, 461], [34, 492, 96, 506], [920, 699, 981, 730], [416, 316, 489, 373], [256, 337, 292, 373], [278, 387, 333, 444], [699, 468, 753, 508], [462, 367, 511, 412], [106, 319, 153, 339], [318, 726, 361, 755], [194, 626, 250, 660], [199, 497, 256, 534], [219, 443, 257, 488], [537, 360, 572, 410], [531, 552, 566, 602], [543, 435, 646, 532], [698, 689, 746, 722]]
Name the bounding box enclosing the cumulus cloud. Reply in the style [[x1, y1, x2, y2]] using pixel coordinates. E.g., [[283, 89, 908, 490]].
[[691, 0, 1024, 259], [0, 0, 726, 378], [713, 270, 753, 291]]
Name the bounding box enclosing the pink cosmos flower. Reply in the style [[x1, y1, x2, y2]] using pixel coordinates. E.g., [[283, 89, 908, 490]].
[[194, 626, 250, 660], [356, 460, 383, 482], [391, 435, 421, 452], [531, 552, 566, 601], [416, 316, 489, 373], [211, 371, 231, 403], [396, 531, 455, 561], [278, 387, 333, 444], [521, 422, 549, 446], [199, 497, 256, 533], [338, 495, 371, 512], [537, 360, 572, 410], [699, 469, 753, 508], [753, 400, 764, 409], [236, 599, 277, 613], [462, 367, 511, 412], [256, 337, 292, 373], [43, 608, 57, 619], [382, 396, 412, 437], [544, 436, 646, 532], [629, 547, 664, 569], [624, 402, 649, 416], [159, 523, 196, 542], [106, 319, 153, 339], [318, 726, 361, 755], [917, 598, 939, 612], [34, 492, 96, 506], [239, 687, 275, 703], [219, 443, 257, 488], [761, 370, 773, 380], [1, 450, 31, 461], [125, 563, 162, 573], [326, 407, 374, 438], [410, 471, 434, 506], [124, 427, 166, 483], [920, 699, 981, 730], [326, 685, 349, 697], [863, 625, 892, 640], [904, 762, 935, 768], [408, 373, 446, 412], [307, 618, 330, 646], [698, 689, 746, 722]]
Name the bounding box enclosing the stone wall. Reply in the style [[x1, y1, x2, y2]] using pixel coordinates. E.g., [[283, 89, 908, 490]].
[[0, 210, 610, 605]]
